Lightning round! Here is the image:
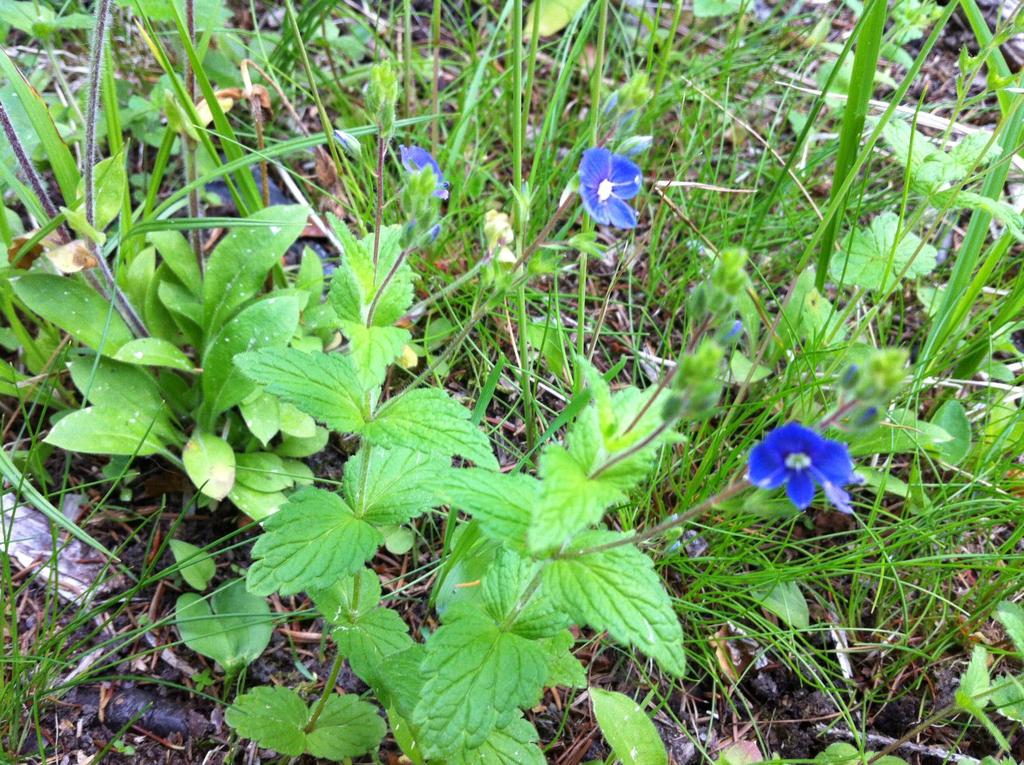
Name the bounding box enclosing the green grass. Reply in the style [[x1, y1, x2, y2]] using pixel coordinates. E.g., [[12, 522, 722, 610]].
[[2, 0, 1024, 761]]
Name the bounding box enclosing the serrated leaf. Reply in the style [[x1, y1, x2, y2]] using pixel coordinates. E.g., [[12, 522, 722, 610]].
[[831, 213, 937, 291], [183, 431, 235, 499], [13, 273, 134, 355], [175, 579, 272, 671], [438, 468, 539, 553], [752, 580, 809, 629], [540, 630, 585, 688], [247, 488, 382, 596], [412, 612, 548, 756], [991, 675, 1024, 722], [957, 644, 991, 711], [543, 532, 686, 676], [365, 388, 497, 469], [446, 714, 546, 765], [202, 205, 308, 332], [479, 548, 568, 639], [201, 295, 300, 419], [591, 688, 668, 765], [113, 338, 195, 371], [235, 348, 368, 433], [226, 686, 385, 760], [342, 445, 447, 525], [169, 539, 216, 590], [328, 222, 413, 326], [341, 321, 411, 387]]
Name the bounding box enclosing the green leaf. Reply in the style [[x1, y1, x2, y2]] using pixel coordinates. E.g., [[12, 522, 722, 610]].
[[312, 570, 414, 686], [591, 689, 668, 765], [274, 426, 329, 458], [831, 213, 937, 291], [930, 400, 971, 465], [328, 222, 413, 326], [365, 389, 497, 469], [956, 644, 991, 712], [247, 488, 382, 596], [991, 675, 1024, 722], [479, 548, 567, 639], [438, 468, 538, 553], [752, 580, 809, 629], [525, 0, 588, 36], [175, 579, 272, 671], [412, 612, 549, 757], [169, 539, 216, 590], [228, 483, 286, 522], [13, 273, 134, 355], [148, 230, 202, 296], [45, 405, 167, 456], [540, 630, 585, 689], [694, 0, 743, 16], [781, 269, 846, 343], [202, 205, 308, 333], [80, 152, 127, 232], [113, 338, 195, 371], [446, 715, 545, 765], [543, 532, 686, 676], [850, 408, 953, 457], [226, 686, 385, 760], [201, 295, 300, 420], [342, 445, 447, 525], [183, 431, 236, 500], [341, 322, 411, 387], [234, 452, 295, 493], [235, 348, 367, 433], [995, 601, 1024, 655], [240, 391, 280, 446], [67, 356, 171, 430]]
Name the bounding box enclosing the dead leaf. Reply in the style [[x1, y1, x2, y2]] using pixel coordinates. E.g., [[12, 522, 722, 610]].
[[195, 92, 237, 127], [7, 229, 64, 268], [45, 239, 98, 273]]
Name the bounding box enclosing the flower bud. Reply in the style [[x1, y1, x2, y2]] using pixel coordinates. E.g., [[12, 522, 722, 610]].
[[618, 135, 654, 157], [711, 247, 749, 298], [366, 62, 398, 137], [484, 210, 514, 251], [332, 129, 361, 157], [857, 348, 908, 402], [668, 340, 724, 418], [840, 363, 860, 390]]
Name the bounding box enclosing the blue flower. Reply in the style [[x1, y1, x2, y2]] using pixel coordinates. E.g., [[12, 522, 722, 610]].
[[748, 423, 861, 513], [578, 147, 642, 229], [400, 145, 449, 199]]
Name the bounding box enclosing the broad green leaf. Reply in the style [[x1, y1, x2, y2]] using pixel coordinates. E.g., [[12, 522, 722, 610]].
[[312, 570, 414, 686], [234, 452, 294, 493], [328, 222, 413, 326], [365, 389, 497, 469], [446, 715, 545, 765], [341, 321, 411, 387], [169, 539, 216, 590], [342, 445, 447, 524], [480, 548, 567, 639], [940, 190, 1024, 242], [752, 580, 809, 629], [279, 403, 316, 438], [202, 205, 308, 333], [240, 390, 280, 446], [45, 405, 167, 456], [79, 152, 126, 232], [148, 230, 202, 296], [991, 675, 1024, 722], [694, 0, 743, 16], [525, 0, 587, 37], [543, 532, 686, 676], [201, 295, 300, 419], [438, 468, 538, 553], [113, 338, 195, 371], [930, 400, 971, 465], [235, 348, 367, 433], [780, 269, 846, 343], [226, 686, 385, 760], [247, 488, 382, 596], [67, 356, 170, 431], [274, 426, 329, 458], [183, 431, 235, 500], [412, 612, 548, 756], [540, 630, 585, 689], [228, 483, 286, 521], [591, 689, 668, 765], [850, 408, 953, 457], [831, 213, 937, 291], [13, 273, 133, 355], [995, 601, 1024, 655], [383, 526, 415, 554], [175, 579, 272, 671]]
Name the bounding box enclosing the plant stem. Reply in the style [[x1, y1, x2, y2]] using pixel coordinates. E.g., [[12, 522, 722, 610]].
[[365, 245, 412, 327], [83, 0, 149, 338], [372, 132, 387, 269], [0, 100, 63, 226], [305, 651, 345, 731], [183, 0, 202, 262]]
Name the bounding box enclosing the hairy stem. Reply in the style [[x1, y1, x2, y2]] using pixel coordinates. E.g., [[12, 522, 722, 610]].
[[372, 132, 387, 270], [305, 651, 345, 731], [0, 100, 63, 226], [183, 0, 202, 262]]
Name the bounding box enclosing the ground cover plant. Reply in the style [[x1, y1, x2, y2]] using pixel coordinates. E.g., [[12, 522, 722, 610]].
[[1, 0, 1023, 762]]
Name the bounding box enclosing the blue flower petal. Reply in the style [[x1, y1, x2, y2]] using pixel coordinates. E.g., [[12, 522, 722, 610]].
[[608, 155, 642, 198], [822, 481, 854, 514], [604, 196, 637, 229], [785, 470, 815, 509], [808, 437, 854, 486], [580, 187, 610, 225], [749, 442, 786, 488], [579, 148, 612, 188], [763, 422, 823, 456]]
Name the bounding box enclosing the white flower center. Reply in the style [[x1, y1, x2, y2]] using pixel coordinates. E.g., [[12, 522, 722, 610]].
[[785, 452, 811, 470], [597, 178, 614, 202]]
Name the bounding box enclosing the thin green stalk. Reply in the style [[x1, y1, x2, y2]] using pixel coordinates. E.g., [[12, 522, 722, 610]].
[[183, 0, 201, 262], [814, 0, 887, 290], [431, 0, 441, 149]]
